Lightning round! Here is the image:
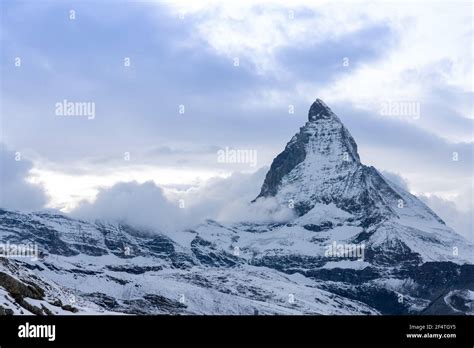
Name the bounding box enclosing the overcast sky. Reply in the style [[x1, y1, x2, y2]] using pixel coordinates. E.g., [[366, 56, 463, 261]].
[[0, 0, 472, 239]]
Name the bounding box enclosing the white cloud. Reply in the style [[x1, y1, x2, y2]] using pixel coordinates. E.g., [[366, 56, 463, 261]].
[[381, 169, 473, 241], [420, 191, 474, 242], [73, 181, 187, 233], [381, 170, 409, 191], [71, 168, 295, 234], [29, 164, 226, 212], [0, 144, 48, 211], [169, 168, 295, 223]]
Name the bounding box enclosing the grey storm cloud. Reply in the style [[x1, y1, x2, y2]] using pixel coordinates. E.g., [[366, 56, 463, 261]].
[[0, 144, 48, 211]]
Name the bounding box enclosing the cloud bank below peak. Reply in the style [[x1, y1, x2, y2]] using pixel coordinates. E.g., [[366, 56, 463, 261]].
[[71, 168, 295, 235]]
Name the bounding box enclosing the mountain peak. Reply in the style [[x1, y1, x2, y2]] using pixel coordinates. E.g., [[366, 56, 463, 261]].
[[255, 100, 445, 228], [308, 98, 334, 122], [255, 100, 361, 206]]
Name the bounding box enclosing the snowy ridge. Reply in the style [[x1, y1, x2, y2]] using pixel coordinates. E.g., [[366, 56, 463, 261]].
[[0, 210, 377, 315]]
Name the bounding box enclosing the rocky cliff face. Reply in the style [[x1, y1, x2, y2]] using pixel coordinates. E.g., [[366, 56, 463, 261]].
[[0, 100, 472, 315], [257, 99, 360, 202]]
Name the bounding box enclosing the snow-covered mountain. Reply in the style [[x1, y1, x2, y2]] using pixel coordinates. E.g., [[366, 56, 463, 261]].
[[0, 100, 472, 315]]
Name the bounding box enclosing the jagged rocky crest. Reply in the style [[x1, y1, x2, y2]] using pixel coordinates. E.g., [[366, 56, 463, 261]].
[[0, 100, 472, 315]]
